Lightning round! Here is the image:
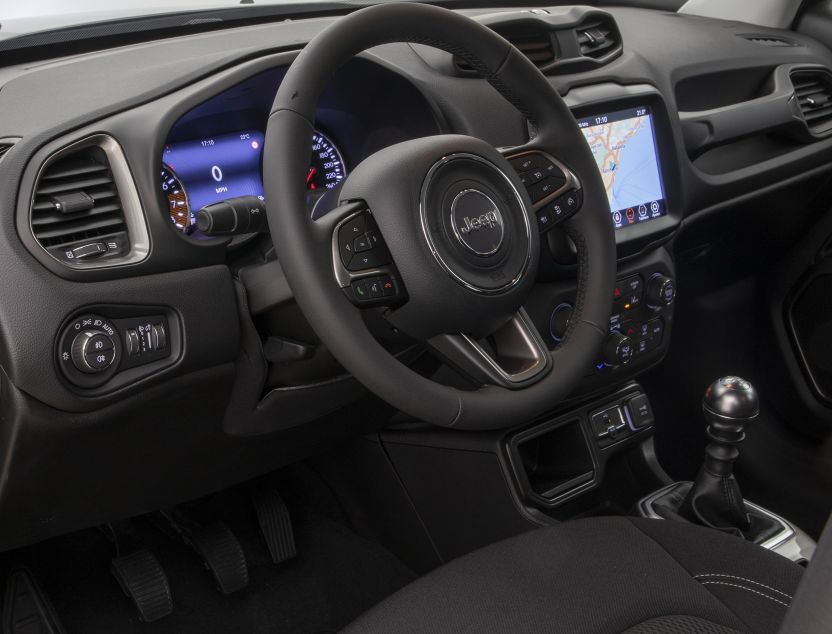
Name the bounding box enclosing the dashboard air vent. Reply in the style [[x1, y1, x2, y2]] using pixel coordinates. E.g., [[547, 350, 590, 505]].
[[455, 26, 556, 72], [575, 17, 620, 60], [743, 35, 794, 47], [32, 145, 127, 251], [791, 70, 832, 137], [0, 143, 13, 162]]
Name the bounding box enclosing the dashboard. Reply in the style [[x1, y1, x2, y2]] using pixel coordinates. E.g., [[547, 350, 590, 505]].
[[0, 3, 832, 551]]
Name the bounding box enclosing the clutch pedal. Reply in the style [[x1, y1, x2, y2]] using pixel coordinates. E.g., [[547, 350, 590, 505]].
[[111, 550, 173, 623]]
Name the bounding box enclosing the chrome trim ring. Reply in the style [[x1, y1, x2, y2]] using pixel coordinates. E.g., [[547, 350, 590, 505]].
[[419, 152, 532, 295]]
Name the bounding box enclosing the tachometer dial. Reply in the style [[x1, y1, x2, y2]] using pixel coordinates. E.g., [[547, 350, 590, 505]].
[[161, 164, 192, 233], [307, 130, 346, 191]]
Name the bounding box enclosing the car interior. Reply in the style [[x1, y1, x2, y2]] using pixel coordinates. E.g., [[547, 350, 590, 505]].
[[0, 0, 831, 631]]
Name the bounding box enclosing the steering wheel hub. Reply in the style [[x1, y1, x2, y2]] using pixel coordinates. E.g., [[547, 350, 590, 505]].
[[420, 153, 532, 296]]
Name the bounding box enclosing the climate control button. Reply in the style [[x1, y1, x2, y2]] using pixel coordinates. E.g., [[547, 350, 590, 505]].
[[603, 332, 634, 367], [646, 274, 675, 309]]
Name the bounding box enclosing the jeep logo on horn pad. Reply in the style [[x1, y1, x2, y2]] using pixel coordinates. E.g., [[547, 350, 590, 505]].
[[450, 189, 505, 256]]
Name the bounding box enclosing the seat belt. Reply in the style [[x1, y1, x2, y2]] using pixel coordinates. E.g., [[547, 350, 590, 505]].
[[779, 514, 832, 634]]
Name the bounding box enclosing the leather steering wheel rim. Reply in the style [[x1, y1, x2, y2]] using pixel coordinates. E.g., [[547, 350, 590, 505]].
[[263, 2, 616, 430]]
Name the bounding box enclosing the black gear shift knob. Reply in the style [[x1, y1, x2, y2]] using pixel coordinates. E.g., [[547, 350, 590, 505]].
[[703, 376, 759, 422]]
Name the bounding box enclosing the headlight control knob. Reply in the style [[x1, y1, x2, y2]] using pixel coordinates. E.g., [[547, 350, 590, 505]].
[[71, 329, 116, 373], [58, 313, 121, 387], [603, 332, 634, 367]]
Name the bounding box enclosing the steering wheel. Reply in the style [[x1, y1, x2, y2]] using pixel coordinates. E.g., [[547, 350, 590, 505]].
[[263, 2, 615, 430]]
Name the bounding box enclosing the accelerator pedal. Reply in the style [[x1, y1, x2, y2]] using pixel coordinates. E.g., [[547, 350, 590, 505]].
[[190, 522, 249, 594], [111, 549, 173, 623], [2, 567, 65, 634], [251, 486, 296, 564]]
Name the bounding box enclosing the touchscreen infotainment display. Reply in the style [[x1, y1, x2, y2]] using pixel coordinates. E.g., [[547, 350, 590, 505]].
[[577, 106, 666, 230]]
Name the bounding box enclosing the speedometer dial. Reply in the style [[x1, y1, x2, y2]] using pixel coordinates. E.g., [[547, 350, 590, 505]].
[[161, 164, 192, 233], [307, 130, 346, 191]]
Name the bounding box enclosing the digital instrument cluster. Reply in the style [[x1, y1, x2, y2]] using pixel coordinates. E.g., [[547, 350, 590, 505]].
[[160, 128, 346, 234]]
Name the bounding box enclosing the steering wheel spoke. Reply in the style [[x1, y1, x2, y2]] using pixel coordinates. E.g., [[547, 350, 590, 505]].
[[326, 201, 408, 308], [428, 309, 551, 389], [500, 146, 584, 233]]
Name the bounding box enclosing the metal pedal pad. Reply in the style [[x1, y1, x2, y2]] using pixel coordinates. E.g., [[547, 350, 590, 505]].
[[190, 522, 249, 594], [111, 549, 173, 623], [251, 486, 297, 565], [2, 567, 65, 634]]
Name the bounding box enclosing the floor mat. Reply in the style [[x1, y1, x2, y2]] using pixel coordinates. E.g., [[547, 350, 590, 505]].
[[0, 466, 416, 633]]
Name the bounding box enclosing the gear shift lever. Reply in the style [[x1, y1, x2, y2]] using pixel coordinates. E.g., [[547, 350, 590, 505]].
[[679, 376, 759, 535]]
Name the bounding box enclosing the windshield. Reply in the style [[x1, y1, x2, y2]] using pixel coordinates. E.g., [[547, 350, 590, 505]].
[[0, 0, 348, 39]]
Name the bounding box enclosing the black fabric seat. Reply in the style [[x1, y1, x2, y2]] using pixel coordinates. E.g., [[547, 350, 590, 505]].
[[344, 517, 804, 634]]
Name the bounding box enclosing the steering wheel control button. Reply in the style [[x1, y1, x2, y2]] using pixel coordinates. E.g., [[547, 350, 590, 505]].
[[337, 212, 394, 272], [348, 275, 403, 306], [353, 234, 372, 253], [646, 274, 676, 309], [528, 176, 566, 202], [337, 214, 369, 267], [624, 394, 655, 430], [536, 189, 583, 233]]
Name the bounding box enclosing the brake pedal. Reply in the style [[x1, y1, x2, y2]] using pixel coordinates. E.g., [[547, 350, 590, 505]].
[[251, 486, 296, 564], [2, 567, 65, 634], [111, 549, 173, 623], [190, 523, 249, 594], [153, 511, 249, 594]]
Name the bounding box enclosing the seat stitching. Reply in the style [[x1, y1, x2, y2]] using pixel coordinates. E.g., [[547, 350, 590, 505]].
[[698, 581, 790, 608], [625, 519, 756, 633], [694, 574, 793, 599]]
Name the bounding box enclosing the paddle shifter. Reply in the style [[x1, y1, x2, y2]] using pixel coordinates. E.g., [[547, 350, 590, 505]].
[[678, 376, 758, 535]]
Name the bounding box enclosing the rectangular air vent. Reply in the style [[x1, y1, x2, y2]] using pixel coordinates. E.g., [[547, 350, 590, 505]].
[[575, 18, 621, 60], [455, 26, 556, 72], [0, 143, 12, 162], [791, 70, 832, 137], [28, 136, 149, 268], [743, 35, 794, 47], [32, 145, 127, 250]]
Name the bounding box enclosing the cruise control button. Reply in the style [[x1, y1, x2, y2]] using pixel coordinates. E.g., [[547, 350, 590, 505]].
[[510, 155, 546, 172], [529, 175, 566, 202]]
